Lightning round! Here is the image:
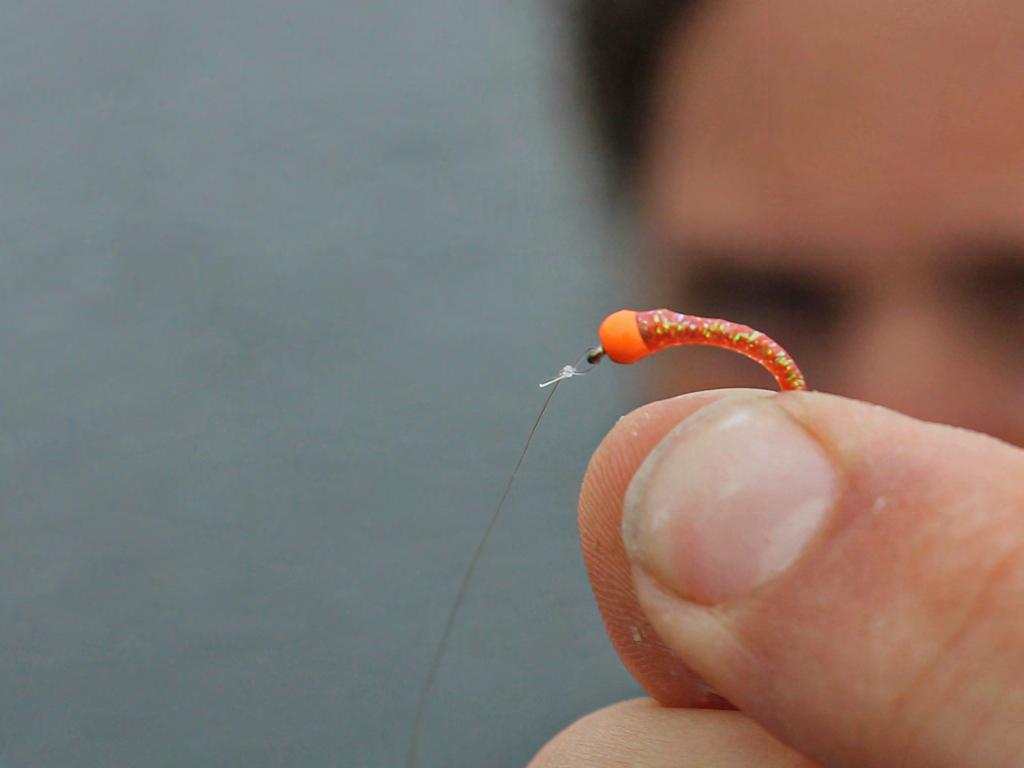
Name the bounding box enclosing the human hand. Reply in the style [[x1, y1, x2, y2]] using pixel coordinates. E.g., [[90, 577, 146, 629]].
[[530, 389, 1024, 767]]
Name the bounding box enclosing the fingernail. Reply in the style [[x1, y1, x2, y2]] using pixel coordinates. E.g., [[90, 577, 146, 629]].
[[622, 396, 837, 604]]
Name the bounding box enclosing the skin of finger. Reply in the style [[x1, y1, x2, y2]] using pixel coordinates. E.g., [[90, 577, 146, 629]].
[[527, 699, 815, 768], [632, 391, 1024, 768], [578, 387, 773, 706]]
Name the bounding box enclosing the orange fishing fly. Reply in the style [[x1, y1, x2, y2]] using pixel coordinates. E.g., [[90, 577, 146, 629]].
[[543, 308, 807, 391]]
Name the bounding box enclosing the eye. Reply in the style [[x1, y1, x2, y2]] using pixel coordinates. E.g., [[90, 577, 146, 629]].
[[675, 257, 847, 339], [951, 251, 1024, 357], [965, 258, 1024, 315]]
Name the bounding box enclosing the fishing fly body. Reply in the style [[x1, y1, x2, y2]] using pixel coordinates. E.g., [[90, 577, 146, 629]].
[[594, 309, 807, 391]]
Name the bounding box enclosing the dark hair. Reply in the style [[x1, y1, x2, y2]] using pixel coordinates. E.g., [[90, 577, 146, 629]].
[[570, 1, 698, 188]]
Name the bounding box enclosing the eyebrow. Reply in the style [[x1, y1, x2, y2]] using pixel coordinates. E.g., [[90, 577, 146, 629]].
[[943, 238, 1024, 264], [945, 246, 1024, 298], [665, 246, 844, 290], [657, 237, 840, 267]]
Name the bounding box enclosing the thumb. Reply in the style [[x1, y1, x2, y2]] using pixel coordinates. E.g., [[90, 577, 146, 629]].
[[593, 391, 1024, 768]]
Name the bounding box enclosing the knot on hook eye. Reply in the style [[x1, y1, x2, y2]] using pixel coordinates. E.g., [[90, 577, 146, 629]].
[[538, 346, 604, 388], [539, 365, 580, 388]]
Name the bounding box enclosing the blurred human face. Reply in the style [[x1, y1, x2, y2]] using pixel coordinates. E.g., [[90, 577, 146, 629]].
[[638, 0, 1024, 446]]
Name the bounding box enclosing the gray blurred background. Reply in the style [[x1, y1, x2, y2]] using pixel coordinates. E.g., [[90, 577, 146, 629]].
[[0, 2, 650, 765]]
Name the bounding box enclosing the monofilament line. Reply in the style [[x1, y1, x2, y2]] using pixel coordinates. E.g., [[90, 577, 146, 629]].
[[407, 379, 564, 768]]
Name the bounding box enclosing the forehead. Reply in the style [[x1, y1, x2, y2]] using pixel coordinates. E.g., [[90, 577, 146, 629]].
[[641, 0, 1024, 258]]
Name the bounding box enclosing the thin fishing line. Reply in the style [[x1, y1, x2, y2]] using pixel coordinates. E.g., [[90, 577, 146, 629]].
[[407, 378, 563, 768]]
